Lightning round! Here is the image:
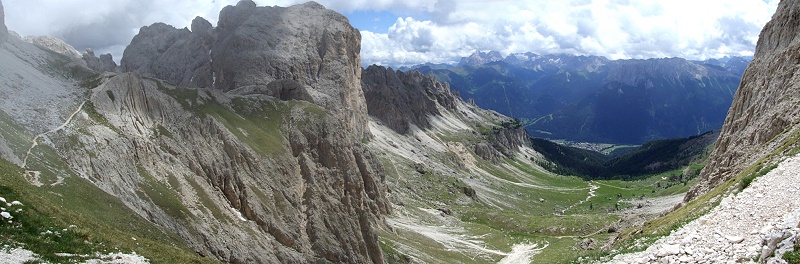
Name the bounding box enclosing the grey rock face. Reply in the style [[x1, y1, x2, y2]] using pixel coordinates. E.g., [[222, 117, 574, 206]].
[[361, 65, 445, 133], [0, 0, 6, 41], [101, 2, 386, 262], [120, 22, 213, 88], [82, 49, 117, 72], [122, 1, 369, 140], [687, 0, 800, 200], [475, 125, 527, 162], [58, 73, 389, 263]]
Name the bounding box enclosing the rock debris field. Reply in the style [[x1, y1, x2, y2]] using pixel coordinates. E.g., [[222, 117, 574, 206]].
[[609, 155, 800, 263]]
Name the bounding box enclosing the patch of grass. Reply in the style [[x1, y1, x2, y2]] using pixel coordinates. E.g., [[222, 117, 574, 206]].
[[36, 48, 99, 88], [461, 209, 616, 237], [202, 98, 287, 156], [0, 110, 34, 158], [0, 159, 212, 263], [82, 102, 120, 134], [154, 124, 174, 139], [186, 177, 227, 222], [784, 241, 800, 264], [137, 165, 191, 221], [0, 179, 96, 262], [380, 240, 411, 264]]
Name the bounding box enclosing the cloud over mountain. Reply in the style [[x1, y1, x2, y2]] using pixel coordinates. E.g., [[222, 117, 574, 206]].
[[3, 0, 777, 66]]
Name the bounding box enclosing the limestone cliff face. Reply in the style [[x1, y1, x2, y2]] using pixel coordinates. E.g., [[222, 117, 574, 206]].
[[53, 71, 389, 263], [361, 65, 456, 134], [120, 21, 213, 88], [0, 0, 6, 41], [475, 124, 528, 162], [687, 0, 800, 200], [64, 1, 387, 263], [122, 1, 368, 140], [361, 65, 527, 162]]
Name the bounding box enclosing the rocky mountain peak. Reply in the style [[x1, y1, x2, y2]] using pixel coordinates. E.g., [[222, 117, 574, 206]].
[[687, 0, 800, 200], [190, 16, 212, 35], [122, 1, 368, 139], [82, 48, 117, 73], [459, 50, 504, 67]]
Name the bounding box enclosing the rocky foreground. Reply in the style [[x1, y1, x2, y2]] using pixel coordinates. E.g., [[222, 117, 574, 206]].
[[609, 155, 800, 264]]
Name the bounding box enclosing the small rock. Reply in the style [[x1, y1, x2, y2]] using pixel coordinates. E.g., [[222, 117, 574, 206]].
[[414, 163, 427, 174], [657, 244, 681, 257], [578, 238, 596, 250], [726, 235, 745, 243], [437, 207, 452, 215]]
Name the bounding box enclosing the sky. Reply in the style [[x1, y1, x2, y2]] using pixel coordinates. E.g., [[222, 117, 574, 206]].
[[3, 0, 779, 67]]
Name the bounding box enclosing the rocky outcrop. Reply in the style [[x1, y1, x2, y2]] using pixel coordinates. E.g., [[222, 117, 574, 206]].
[[475, 121, 528, 162], [82, 49, 117, 72], [22, 35, 82, 60], [57, 1, 386, 263], [458, 50, 503, 67], [0, 0, 6, 41], [687, 0, 800, 200], [120, 20, 213, 88], [361, 65, 459, 133], [122, 1, 369, 140], [56, 70, 389, 263]]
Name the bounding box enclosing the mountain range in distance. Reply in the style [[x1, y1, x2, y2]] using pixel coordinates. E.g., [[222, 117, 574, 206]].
[[404, 51, 750, 145]]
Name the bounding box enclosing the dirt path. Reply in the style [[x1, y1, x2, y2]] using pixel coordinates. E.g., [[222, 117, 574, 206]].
[[21, 101, 86, 186], [560, 182, 598, 215]]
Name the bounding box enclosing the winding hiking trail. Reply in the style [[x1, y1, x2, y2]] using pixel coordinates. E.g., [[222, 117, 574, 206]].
[[559, 182, 599, 215], [21, 101, 86, 186]]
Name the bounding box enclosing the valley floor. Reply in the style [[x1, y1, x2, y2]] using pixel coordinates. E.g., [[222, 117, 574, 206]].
[[608, 155, 800, 263]]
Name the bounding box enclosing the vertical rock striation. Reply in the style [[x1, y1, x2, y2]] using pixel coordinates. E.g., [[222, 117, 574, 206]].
[[687, 0, 800, 200], [121, 1, 368, 140], [89, 1, 389, 262], [361, 65, 457, 134]]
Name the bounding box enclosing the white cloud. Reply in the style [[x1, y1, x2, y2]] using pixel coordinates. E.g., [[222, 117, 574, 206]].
[[3, 0, 779, 67], [358, 0, 779, 66]]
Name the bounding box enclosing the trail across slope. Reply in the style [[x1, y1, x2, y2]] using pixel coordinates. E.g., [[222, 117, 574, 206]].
[[21, 100, 85, 186]]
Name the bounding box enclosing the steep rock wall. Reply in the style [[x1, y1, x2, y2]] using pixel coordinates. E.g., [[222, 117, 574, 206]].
[[122, 1, 368, 140], [0, 0, 6, 41], [361, 65, 455, 134], [687, 0, 800, 200], [120, 20, 213, 88], [56, 73, 389, 263], [71, 1, 387, 262]]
